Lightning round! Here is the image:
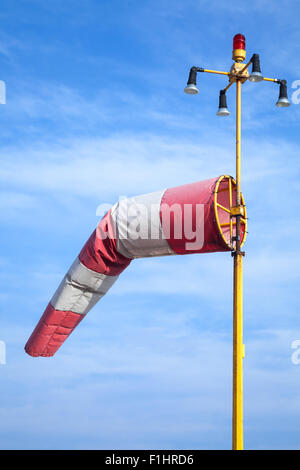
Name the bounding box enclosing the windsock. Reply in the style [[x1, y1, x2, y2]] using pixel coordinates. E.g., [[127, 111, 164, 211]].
[[25, 175, 246, 357]]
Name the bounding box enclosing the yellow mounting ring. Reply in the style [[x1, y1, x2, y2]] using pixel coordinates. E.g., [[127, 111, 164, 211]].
[[214, 175, 247, 250]]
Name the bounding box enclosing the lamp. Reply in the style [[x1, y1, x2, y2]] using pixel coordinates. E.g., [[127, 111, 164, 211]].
[[216, 90, 230, 116], [184, 67, 199, 94], [249, 54, 263, 82], [276, 80, 290, 107], [232, 33, 246, 62]]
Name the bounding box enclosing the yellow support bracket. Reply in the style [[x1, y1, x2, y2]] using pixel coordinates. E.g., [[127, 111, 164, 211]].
[[203, 69, 229, 76], [229, 62, 249, 83], [263, 77, 278, 83], [231, 205, 245, 217]]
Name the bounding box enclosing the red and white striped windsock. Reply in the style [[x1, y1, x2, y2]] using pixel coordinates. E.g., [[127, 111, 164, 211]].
[[25, 175, 246, 357]]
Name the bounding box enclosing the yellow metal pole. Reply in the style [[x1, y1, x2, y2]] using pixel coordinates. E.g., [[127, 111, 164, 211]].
[[184, 39, 288, 450], [232, 78, 244, 450]]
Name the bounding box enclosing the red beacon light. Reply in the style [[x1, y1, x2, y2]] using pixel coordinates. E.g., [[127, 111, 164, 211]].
[[232, 33, 246, 62], [233, 34, 245, 50]]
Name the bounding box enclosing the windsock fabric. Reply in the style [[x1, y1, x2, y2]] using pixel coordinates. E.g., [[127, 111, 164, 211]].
[[25, 176, 233, 357]]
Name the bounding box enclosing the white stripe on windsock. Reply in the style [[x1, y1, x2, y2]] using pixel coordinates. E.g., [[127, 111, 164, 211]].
[[51, 257, 119, 315], [111, 189, 175, 259]]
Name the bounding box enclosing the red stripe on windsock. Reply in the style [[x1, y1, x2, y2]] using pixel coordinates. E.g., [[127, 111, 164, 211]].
[[79, 209, 132, 276], [25, 303, 84, 357], [160, 177, 229, 254]]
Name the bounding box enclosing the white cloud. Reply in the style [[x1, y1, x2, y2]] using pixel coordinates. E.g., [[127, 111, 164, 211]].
[[1, 130, 298, 200]]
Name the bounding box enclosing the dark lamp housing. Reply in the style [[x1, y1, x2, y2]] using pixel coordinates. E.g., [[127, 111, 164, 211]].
[[184, 67, 199, 95], [249, 54, 263, 82], [216, 90, 230, 116], [276, 80, 290, 107]]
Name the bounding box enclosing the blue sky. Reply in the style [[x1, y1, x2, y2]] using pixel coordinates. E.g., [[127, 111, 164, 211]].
[[1, 0, 300, 450]]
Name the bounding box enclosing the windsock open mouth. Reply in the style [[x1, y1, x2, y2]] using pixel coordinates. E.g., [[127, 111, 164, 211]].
[[25, 175, 247, 357], [214, 174, 247, 250]]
